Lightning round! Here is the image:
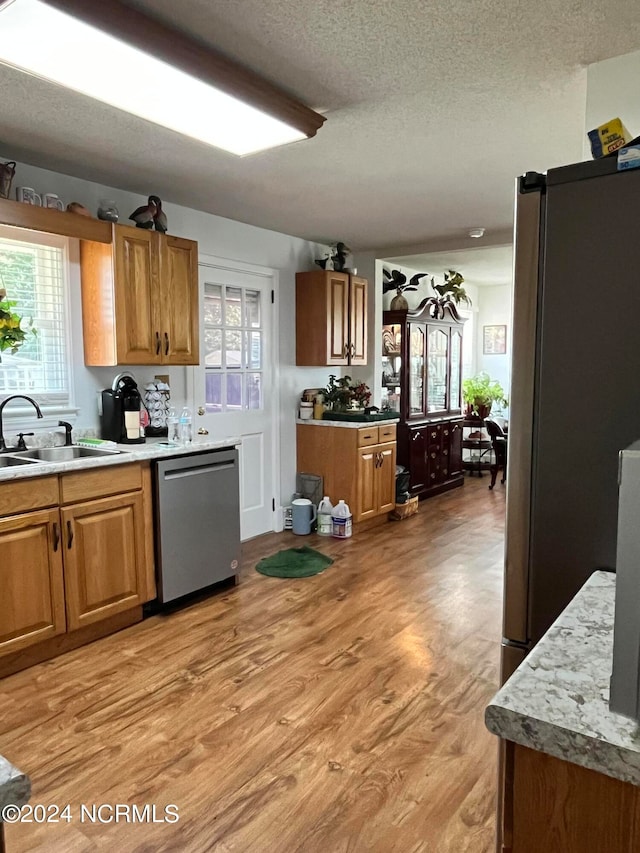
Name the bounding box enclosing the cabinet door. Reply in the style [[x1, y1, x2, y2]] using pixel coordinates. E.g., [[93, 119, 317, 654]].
[[356, 447, 378, 522], [160, 235, 199, 365], [427, 326, 449, 414], [376, 444, 397, 513], [448, 421, 463, 477], [327, 274, 350, 364], [0, 509, 65, 657], [62, 493, 146, 631], [113, 226, 162, 364], [349, 276, 368, 365], [409, 427, 428, 492], [409, 325, 426, 418]]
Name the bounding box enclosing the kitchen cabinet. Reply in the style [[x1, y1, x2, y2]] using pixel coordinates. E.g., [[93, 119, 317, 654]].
[[0, 508, 66, 656], [80, 224, 199, 366], [61, 492, 147, 631], [296, 422, 396, 524], [0, 464, 155, 674], [295, 270, 368, 366], [382, 300, 465, 500]]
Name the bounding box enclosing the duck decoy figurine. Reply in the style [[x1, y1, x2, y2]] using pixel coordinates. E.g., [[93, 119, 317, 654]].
[[129, 197, 157, 229], [149, 195, 167, 233], [129, 195, 168, 232]]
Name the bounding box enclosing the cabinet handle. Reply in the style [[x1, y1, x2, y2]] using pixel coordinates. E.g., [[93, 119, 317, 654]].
[[431, 432, 437, 439], [164, 332, 170, 356], [66, 520, 74, 549], [431, 452, 436, 459], [349, 342, 356, 358], [52, 522, 60, 553], [443, 449, 448, 456], [155, 331, 161, 355], [412, 432, 421, 441]]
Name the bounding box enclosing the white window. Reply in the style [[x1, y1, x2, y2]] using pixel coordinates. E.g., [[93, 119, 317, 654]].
[[0, 229, 71, 408], [203, 283, 263, 412]]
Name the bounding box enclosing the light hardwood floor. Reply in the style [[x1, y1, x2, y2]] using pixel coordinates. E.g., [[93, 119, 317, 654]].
[[1, 477, 505, 852]]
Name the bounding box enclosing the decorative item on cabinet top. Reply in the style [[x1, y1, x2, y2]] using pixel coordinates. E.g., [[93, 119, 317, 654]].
[[130, 195, 167, 232], [315, 241, 352, 273], [0, 160, 15, 199], [382, 268, 428, 311]]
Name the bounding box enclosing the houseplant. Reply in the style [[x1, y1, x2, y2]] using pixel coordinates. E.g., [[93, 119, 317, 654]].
[[462, 372, 507, 418], [382, 268, 428, 310], [431, 270, 472, 307], [0, 288, 36, 359], [323, 375, 371, 411]]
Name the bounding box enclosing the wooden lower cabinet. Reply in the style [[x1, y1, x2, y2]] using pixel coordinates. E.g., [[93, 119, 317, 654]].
[[0, 464, 155, 673], [356, 443, 396, 522], [297, 423, 397, 524], [61, 493, 147, 630], [0, 508, 66, 655], [506, 743, 640, 853]]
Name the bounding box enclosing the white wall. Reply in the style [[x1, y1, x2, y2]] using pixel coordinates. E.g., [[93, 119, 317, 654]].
[[475, 284, 512, 411], [584, 50, 640, 159], [3, 157, 337, 500]]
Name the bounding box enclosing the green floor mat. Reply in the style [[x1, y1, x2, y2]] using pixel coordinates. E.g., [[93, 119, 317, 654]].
[[256, 546, 333, 578]]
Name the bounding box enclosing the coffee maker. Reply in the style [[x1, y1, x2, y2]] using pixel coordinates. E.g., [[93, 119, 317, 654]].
[[100, 372, 145, 444]]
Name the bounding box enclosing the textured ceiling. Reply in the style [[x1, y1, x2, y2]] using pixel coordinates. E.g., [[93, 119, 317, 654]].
[[387, 245, 514, 288], [1, 0, 640, 249]]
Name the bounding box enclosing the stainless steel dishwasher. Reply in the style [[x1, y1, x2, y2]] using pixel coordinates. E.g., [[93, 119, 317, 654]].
[[154, 448, 241, 603]]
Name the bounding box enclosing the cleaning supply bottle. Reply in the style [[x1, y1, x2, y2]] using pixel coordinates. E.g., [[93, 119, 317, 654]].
[[317, 496, 334, 536], [331, 499, 352, 539]]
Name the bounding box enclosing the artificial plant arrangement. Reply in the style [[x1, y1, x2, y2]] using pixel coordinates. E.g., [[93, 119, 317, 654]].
[[382, 268, 428, 309], [0, 288, 36, 357], [462, 372, 507, 418], [431, 270, 472, 307], [323, 375, 372, 411]]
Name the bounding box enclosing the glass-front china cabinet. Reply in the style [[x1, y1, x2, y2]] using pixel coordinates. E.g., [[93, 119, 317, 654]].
[[382, 299, 465, 499]]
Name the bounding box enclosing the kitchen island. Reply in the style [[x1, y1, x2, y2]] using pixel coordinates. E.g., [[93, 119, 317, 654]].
[[485, 571, 640, 852], [0, 754, 30, 852]]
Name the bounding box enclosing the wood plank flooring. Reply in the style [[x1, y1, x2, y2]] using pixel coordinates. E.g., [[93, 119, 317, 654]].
[[0, 477, 505, 853]]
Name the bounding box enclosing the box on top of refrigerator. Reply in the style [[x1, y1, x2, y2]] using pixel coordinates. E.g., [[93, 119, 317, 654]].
[[588, 118, 632, 159]]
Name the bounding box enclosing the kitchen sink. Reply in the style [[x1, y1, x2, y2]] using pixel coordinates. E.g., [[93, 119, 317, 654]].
[[14, 446, 125, 462], [0, 455, 42, 467]]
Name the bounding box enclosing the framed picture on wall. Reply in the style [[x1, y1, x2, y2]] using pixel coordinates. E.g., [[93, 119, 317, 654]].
[[483, 324, 507, 355]]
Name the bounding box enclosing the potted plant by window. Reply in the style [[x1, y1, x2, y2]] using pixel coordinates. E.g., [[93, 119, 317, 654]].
[[462, 372, 507, 419], [0, 288, 36, 361]]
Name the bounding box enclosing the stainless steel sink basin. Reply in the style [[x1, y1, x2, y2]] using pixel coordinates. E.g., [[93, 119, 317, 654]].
[[0, 455, 41, 467], [14, 446, 124, 462]]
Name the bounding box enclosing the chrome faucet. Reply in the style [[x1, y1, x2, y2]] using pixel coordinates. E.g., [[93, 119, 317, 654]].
[[0, 395, 44, 452]]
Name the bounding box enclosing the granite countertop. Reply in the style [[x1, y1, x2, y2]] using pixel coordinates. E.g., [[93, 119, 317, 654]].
[[0, 436, 241, 482], [0, 754, 30, 811], [296, 417, 400, 429], [485, 571, 640, 786]]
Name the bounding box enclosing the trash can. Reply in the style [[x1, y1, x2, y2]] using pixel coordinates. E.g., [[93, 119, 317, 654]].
[[395, 465, 410, 504]]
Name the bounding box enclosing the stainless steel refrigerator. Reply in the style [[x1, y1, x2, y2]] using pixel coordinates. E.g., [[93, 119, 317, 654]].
[[497, 156, 640, 850], [503, 156, 640, 679]]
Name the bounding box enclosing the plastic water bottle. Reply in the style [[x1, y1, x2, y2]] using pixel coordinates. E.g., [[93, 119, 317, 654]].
[[167, 407, 179, 442], [332, 499, 352, 539], [317, 496, 334, 536], [179, 406, 192, 445]]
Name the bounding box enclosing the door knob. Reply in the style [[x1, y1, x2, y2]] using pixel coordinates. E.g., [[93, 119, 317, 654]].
[[197, 406, 205, 416]]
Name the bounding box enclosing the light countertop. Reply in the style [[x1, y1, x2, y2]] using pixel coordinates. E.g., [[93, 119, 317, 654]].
[[0, 754, 30, 810], [485, 571, 640, 786], [296, 417, 399, 429], [0, 436, 241, 482]]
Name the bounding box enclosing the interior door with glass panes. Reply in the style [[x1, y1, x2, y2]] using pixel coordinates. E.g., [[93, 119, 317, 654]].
[[194, 264, 275, 541]]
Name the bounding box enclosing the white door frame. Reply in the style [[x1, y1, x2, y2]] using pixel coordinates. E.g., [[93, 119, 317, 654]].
[[187, 252, 282, 533]]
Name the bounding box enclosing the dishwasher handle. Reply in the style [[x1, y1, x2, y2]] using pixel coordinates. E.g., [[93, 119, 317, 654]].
[[163, 460, 235, 480]]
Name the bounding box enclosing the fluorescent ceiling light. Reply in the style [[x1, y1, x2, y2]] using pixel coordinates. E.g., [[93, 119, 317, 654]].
[[0, 0, 316, 156]]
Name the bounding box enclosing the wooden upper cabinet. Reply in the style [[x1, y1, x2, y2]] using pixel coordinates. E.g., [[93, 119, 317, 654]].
[[161, 235, 199, 364], [0, 508, 66, 658], [114, 227, 160, 364], [81, 224, 199, 366], [296, 270, 368, 366]]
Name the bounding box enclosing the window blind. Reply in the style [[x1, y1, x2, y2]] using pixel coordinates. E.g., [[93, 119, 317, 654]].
[[0, 234, 70, 406]]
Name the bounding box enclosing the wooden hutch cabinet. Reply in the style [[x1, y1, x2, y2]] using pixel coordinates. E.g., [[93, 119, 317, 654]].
[[382, 299, 465, 499]]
